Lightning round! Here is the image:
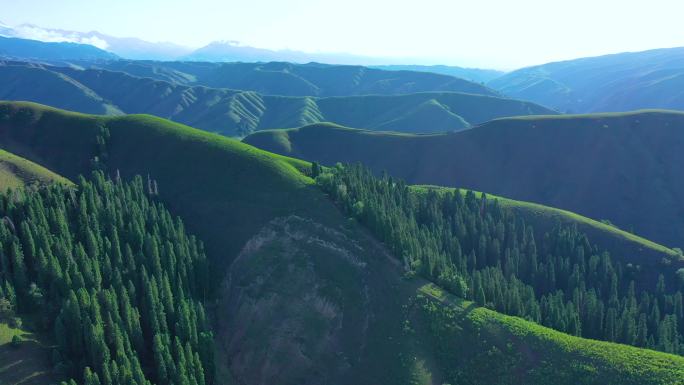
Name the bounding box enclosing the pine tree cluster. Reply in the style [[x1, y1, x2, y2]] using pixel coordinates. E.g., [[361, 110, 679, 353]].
[[0, 172, 214, 385], [317, 163, 684, 354]]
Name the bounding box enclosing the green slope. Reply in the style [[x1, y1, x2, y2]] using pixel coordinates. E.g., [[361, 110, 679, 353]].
[[412, 282, 684, 385], [244, 111, 684, 248], [1, 102, 682, 384], [0, 101, 317, 265], [0, 148, 71, 189], [0, 61, 557, 136]]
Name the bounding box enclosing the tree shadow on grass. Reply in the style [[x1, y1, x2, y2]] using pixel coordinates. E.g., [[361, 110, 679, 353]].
[[0, 336, 59, 385]]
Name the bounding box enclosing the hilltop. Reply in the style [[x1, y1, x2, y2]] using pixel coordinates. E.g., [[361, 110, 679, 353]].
[[489, 46, 684, 113], [0, 62, 556, 135], [244, 110, 684, 248], [1, 102, 683, 384]]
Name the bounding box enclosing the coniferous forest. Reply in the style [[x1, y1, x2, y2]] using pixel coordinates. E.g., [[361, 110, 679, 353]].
[[3, 11, 684, 382], [316, 163, 684, 355], [0, 172, 213, 385]]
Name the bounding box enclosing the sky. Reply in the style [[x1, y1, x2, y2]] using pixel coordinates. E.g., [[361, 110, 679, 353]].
[[1, 0, 684, 69]]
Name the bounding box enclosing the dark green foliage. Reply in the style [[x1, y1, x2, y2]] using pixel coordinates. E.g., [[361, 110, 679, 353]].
[[0, 172, 212, 385], [317, 164, 684, 355]]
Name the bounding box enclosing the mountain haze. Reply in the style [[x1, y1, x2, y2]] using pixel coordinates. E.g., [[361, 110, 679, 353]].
[[0, 35, 117, 61], [489, 47, 684, 113]]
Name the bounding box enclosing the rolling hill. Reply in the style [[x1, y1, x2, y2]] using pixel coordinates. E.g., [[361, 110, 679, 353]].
[[85, 60, 499, 97], [0, 35, 117, 61], [489, 46, 684, 113], [1, 101, 683, 384], [244, 111, 684, 248], [0, 61, 556, 136]]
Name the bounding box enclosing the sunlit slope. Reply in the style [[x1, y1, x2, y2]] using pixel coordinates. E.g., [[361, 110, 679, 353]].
[[0, 148, 70, 189], [410, 282, 684, 385], [0, 101, 321, 265]]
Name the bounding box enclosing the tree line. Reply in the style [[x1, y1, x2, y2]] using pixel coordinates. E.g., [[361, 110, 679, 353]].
[[316, 163, 684, 355]]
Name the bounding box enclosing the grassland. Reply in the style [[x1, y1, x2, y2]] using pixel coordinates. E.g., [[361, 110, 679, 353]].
[[0, 148, 71, 190], [414, 282, 684, 385]]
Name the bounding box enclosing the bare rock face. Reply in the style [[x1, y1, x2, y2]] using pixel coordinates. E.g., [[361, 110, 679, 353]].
[[216, 215, 378, 385]]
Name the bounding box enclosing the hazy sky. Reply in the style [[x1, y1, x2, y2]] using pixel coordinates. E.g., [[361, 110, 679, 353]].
[[2, 0, 683, 69]]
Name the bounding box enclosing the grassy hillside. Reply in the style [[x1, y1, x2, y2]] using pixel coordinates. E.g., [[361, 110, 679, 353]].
[[489, 46, 684, 113], [87, 60, 499, 97], [412, 282, 684, 385], [0, 147, 71, 189], [244, 111, 684, 248], [1, 102, 682, 384], [0, 61, 556, 136]]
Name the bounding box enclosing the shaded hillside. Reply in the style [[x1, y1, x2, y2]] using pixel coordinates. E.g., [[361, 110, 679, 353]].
[[84, 60, 499, 97], [244, 111, 684, 248], [0, 62, 556, 135], [0, 63, 121, 115], [489, 47, 684, 113], [0, 35, 117, 61], [0, 102, 682, 384]]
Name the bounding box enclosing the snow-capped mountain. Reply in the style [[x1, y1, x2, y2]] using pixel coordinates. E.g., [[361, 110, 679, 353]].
[[0, 22, 191, 60]]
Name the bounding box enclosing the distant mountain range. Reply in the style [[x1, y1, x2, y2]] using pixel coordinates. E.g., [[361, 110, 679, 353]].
[[371, 65, 504, 83], [0, 21, 192, 60], [0, 21, 503, 73], [0, 61, 554, 136], [82, 60, 499, 97], [0, 35, 117, 61], [489, 47, 684, 113]]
